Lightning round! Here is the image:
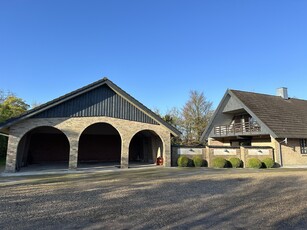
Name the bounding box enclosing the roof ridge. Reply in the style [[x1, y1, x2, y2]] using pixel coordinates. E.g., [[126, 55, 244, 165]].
[[229, 89, 307, 102]]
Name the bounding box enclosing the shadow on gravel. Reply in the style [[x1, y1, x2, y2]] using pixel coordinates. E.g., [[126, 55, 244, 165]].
[[0, 169, 307, 229]]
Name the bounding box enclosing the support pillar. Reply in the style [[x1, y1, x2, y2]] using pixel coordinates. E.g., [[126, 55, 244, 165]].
[[69, 138, 78, 170], [162, 134, 171, 167], [121, 138, 129, 169], [205, 146, 210, 167], [5, 135, 18, 173]]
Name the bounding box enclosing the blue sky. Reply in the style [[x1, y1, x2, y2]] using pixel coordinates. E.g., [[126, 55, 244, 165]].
[[1, 0, 307, 113]]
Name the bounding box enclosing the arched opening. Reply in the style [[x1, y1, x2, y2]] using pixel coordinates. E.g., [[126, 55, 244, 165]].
[[16, 126, 70, 171], [78, 123, 121, 167], [129, 130, 163, 166]]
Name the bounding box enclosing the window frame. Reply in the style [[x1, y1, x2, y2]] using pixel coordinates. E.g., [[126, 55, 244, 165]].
[[300, 139, 307, 154]]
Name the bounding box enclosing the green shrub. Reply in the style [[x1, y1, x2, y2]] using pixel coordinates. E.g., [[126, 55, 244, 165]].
[[177, 156, 189, 167], [193, 155, 203, 167], [247, 158, 262, 169], [212, 157, 227, 168], [229, 157, 242, 168], [262, 158, 275, 168]]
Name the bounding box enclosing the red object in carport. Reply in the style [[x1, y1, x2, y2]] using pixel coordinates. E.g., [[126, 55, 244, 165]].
[[156, 157, 163, 165]]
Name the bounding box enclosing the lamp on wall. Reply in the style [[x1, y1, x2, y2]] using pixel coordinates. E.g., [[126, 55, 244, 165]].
[[224, 149, 229, 153]]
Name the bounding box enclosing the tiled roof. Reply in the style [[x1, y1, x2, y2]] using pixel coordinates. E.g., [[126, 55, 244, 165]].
[[231, 90, 307, 138]]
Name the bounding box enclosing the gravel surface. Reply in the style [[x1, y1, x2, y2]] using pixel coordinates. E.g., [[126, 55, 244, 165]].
[[1, 167, 307, 229]]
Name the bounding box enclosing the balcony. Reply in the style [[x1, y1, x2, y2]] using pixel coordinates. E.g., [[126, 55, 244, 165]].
[[214, 122, 261, 137]]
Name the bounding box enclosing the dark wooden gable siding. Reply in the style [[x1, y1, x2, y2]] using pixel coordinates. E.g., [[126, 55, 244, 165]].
[[33, 85, 158, 125]]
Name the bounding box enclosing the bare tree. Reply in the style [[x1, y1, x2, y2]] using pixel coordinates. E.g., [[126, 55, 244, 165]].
[[160, 91, 213, 146], [164, 107, 184, 145], [182, 90, 213, 145]]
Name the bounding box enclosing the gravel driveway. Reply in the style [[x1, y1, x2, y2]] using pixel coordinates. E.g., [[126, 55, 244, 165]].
[[1, 167, 307, 230]]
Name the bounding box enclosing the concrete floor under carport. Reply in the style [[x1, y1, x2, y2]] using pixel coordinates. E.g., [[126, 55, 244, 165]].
[[1, 162, 161, 176]]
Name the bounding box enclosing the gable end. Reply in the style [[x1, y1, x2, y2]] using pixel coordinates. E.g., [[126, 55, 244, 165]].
[[33, 85, 158, 125]]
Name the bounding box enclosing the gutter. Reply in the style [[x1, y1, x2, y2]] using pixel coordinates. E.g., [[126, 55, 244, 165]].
[[278, 138, 287, 167]]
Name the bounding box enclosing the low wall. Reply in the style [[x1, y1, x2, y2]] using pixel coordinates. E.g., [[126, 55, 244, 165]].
[[171, 145, 274, 167], [207, 146, 241, 167], [243, 146, 274, 162], [171, 146, 206, 166]]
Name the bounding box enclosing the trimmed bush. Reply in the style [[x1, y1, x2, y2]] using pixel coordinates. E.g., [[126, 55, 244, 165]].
[[177, 156, 189, 167], [229, 157, 242, 168], [262, 158, 275, 168], [193, 155, 203, 167], [212, 157, 227, 168], [247, 158, 262, 169]]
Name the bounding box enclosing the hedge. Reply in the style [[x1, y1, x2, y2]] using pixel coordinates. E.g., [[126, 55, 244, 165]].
[[229, 157, 242, 168], [262, 158, 275, 168], [247, 158, 262, 169], [177, 156, 189, 167], [212, 157, 227, 168], [192, 155, 203, 167]]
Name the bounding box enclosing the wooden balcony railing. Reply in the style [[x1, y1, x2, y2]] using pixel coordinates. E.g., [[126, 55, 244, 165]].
[[214, 122, 261, 136]]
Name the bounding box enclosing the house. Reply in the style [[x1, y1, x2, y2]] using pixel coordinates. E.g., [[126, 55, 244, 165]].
[[200, 87, 307, 167], [0, 78, 181, 173]]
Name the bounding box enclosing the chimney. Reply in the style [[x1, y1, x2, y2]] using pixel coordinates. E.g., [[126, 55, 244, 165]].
[[276, 87, 288, 99]]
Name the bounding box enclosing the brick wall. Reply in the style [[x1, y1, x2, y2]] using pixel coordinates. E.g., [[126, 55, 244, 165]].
[[279, 138, 307, 166], [5, 116, 172, 172]]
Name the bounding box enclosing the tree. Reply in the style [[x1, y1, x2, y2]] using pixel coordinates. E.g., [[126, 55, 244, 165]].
[[0, 91, 29, 160], [164, 107, 184, 145], [158, 91, 213, 146], [181, 90, 213, 145]]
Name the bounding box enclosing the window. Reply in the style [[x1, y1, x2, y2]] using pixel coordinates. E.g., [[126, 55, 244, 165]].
[[300, 139, 307, 154]]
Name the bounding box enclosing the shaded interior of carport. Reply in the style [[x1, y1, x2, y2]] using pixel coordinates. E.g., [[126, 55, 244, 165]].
[[78, 123, 121, 168], [129, 130, 163, 165], [16, 126, 70, 171]]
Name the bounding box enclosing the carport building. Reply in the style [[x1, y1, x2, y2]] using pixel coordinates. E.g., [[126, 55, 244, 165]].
[[0, 78, 180, 173]]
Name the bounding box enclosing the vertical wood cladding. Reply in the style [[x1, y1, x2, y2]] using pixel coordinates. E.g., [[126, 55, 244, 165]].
[[33, 85, 158, 125]]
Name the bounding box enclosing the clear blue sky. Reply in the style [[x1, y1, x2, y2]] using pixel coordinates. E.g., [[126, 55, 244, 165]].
[[1, 0, 307, 113]]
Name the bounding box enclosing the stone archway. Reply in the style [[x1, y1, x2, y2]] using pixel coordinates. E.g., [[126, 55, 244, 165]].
[[128, 130, 163, 166], [16, 126, 70, 171], [78, 122, 122, 167]]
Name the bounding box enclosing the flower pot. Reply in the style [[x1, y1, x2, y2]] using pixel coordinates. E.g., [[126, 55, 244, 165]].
[[156, 157, 163, 166]]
